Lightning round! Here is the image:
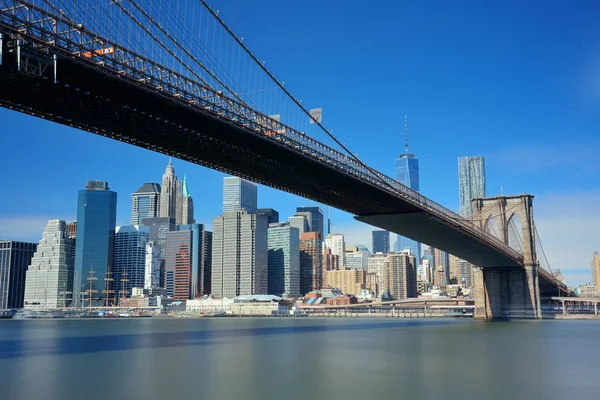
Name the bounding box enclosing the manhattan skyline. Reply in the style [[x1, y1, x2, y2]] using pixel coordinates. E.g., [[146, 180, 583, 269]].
[[1, 0, 600, 286]]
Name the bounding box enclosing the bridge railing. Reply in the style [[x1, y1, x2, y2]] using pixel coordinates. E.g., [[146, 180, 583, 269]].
[[0, 0, 522, 263]]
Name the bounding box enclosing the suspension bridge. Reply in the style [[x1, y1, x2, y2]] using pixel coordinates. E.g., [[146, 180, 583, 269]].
[[0, 0, 571, 319]]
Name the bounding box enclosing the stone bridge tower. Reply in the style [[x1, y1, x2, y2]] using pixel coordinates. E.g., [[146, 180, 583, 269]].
[[470, 195, 541, 319]]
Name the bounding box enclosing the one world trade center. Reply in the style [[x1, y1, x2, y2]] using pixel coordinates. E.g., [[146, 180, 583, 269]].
[[395, 116, 421, 265]]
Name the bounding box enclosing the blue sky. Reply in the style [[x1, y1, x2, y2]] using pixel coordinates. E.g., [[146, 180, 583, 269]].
[[1, 0, 600, 286]]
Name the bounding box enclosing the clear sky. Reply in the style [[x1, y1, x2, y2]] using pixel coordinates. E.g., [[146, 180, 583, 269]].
[[1, 0, 600, 286]]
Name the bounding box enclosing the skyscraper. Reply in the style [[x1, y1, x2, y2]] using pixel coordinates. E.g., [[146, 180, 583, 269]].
[[299, 232, 323, 294], [395, 116, 421, 265], [372, 230, 390, 254], [74, 181, 117, 306], [165, 224, 211, 299], [295, 207, 324, 239], [145, 242, 161, 290], [458, 156, 486, 215], [288, 215, 308, 234], [325, 233, 346, 267], [433, 247, 450, 286], [141, 216, 175, 288], [223, 176, 257, 213], [268, 224, 300, 297], [180, 176, 195, 225], [592, 252, 600, 290], [0, 240, 37, 309], [113, 225, 149, 300], [131, 183, 161, 225], [23, 220, 73, 309], [383, 250, 417, 300], [159, 159, 177, 220], [257, 208, 279, 224], [211, 210, 268, 297]]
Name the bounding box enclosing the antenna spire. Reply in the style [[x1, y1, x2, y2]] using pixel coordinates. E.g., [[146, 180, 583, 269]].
[[404, 114, 409, 154]]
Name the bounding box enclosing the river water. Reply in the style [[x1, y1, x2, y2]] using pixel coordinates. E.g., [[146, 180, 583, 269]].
[[0, 318, 597, 400]]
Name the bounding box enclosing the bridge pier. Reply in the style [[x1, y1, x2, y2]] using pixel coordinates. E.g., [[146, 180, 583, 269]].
[[474, 266, 541, 319]]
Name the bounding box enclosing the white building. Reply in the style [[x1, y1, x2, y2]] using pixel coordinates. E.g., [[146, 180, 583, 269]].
[[325, 233, 346, 267], [144, 241, 161, 289], [186, 297, 234, 313], [345, 246, 369, 271], [368, 253, 387, 293], [417, 259, 431, 282], [288, 215, 308, 234], [24, 220, 74, 309]]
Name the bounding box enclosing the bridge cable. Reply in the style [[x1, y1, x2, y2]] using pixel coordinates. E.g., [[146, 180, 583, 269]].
[[124, 0, 248, 106], [111, 1, 216, 91], [197, 0, 409, 197]]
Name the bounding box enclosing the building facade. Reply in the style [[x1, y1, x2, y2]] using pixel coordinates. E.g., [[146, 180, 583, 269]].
[[345, 246, 369, 271], [74, 180, 117, 306], [144, 241, 161, 289], [324, 268, 365, 295], [372, 230, 390, 254], [159, 159, 178, 221], [141, 216, 175, 288], [458, 156, 486, 216], [288, 215, 308, 235], [433, 247, 450, 286], [299, 232, 323, 295], [23, 220, 73, 309], [0, 240, 37, 309], [257, 208, 279, 224], [592, 252, 600, 290], [295, 207, 324, 239], [383, 251, 417, 300], [179, 175, 195, 225], [367, 253, 387, 297], [223, 176, 257, 213], [131, 183, 161, 225], [211, 211, 267, 297], [267, 224, 300, 297], [325, 233, 346, 268], [113, 225, 149, 300]]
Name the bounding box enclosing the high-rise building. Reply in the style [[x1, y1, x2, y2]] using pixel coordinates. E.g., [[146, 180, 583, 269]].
[[131, 183, 161, 225], [458, 259, 474, 288], [345, 245, 369, 271], [23, 220, 73, 309], [113, 225, 149, 300], [288, 215, 308, 235], [180, 176, 195, 225], [223, 176, 257, 213], [165, 224, 211, 300], [211, 210, 267, 297], [458, 156, 486, 216], [395, 117, 421, 265], [257, 208, 279, 224], [267, 224, 300, 297], [592, 252, 600, 290], [295, 207, 324, 239], [144, 241, 161, 289], [324, 268, 365, 295], [159, 159, 178, 220], [322, 248, 339, 286], [433, 248, 449, 286], [66, 221, 77, 239], [74, 181, 117, 306], [299, 232, 323, 294], [372, 230, 390, 254], [325, 233, 346, 267], [367, 253, 387, 297], [383, 250, 417, 300], [141, 217, 175, 288], [0, 240, 37, 309]]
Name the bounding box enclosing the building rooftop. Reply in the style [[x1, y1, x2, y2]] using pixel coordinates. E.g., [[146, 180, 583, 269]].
[[133, 182, 161, 194], [233, 295, 282, 303]]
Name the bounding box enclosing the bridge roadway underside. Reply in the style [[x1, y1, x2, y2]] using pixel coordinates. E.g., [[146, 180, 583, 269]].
[[0, 52, 524, 270]]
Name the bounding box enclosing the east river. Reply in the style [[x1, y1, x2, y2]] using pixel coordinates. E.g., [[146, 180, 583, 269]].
[[0, 318, 598, 400]]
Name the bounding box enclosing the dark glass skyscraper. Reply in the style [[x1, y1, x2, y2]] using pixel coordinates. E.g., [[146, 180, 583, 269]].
[[372, 230, 390, 254], [74, 181, 117, 306], [0, 241, 37, 308], [131, 183, 161, 225], [395, 116, 420, 264], [295, 207, 324, 240]]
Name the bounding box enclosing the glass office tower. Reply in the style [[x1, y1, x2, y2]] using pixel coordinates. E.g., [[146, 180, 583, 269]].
[[74, 181, 117, 306]]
